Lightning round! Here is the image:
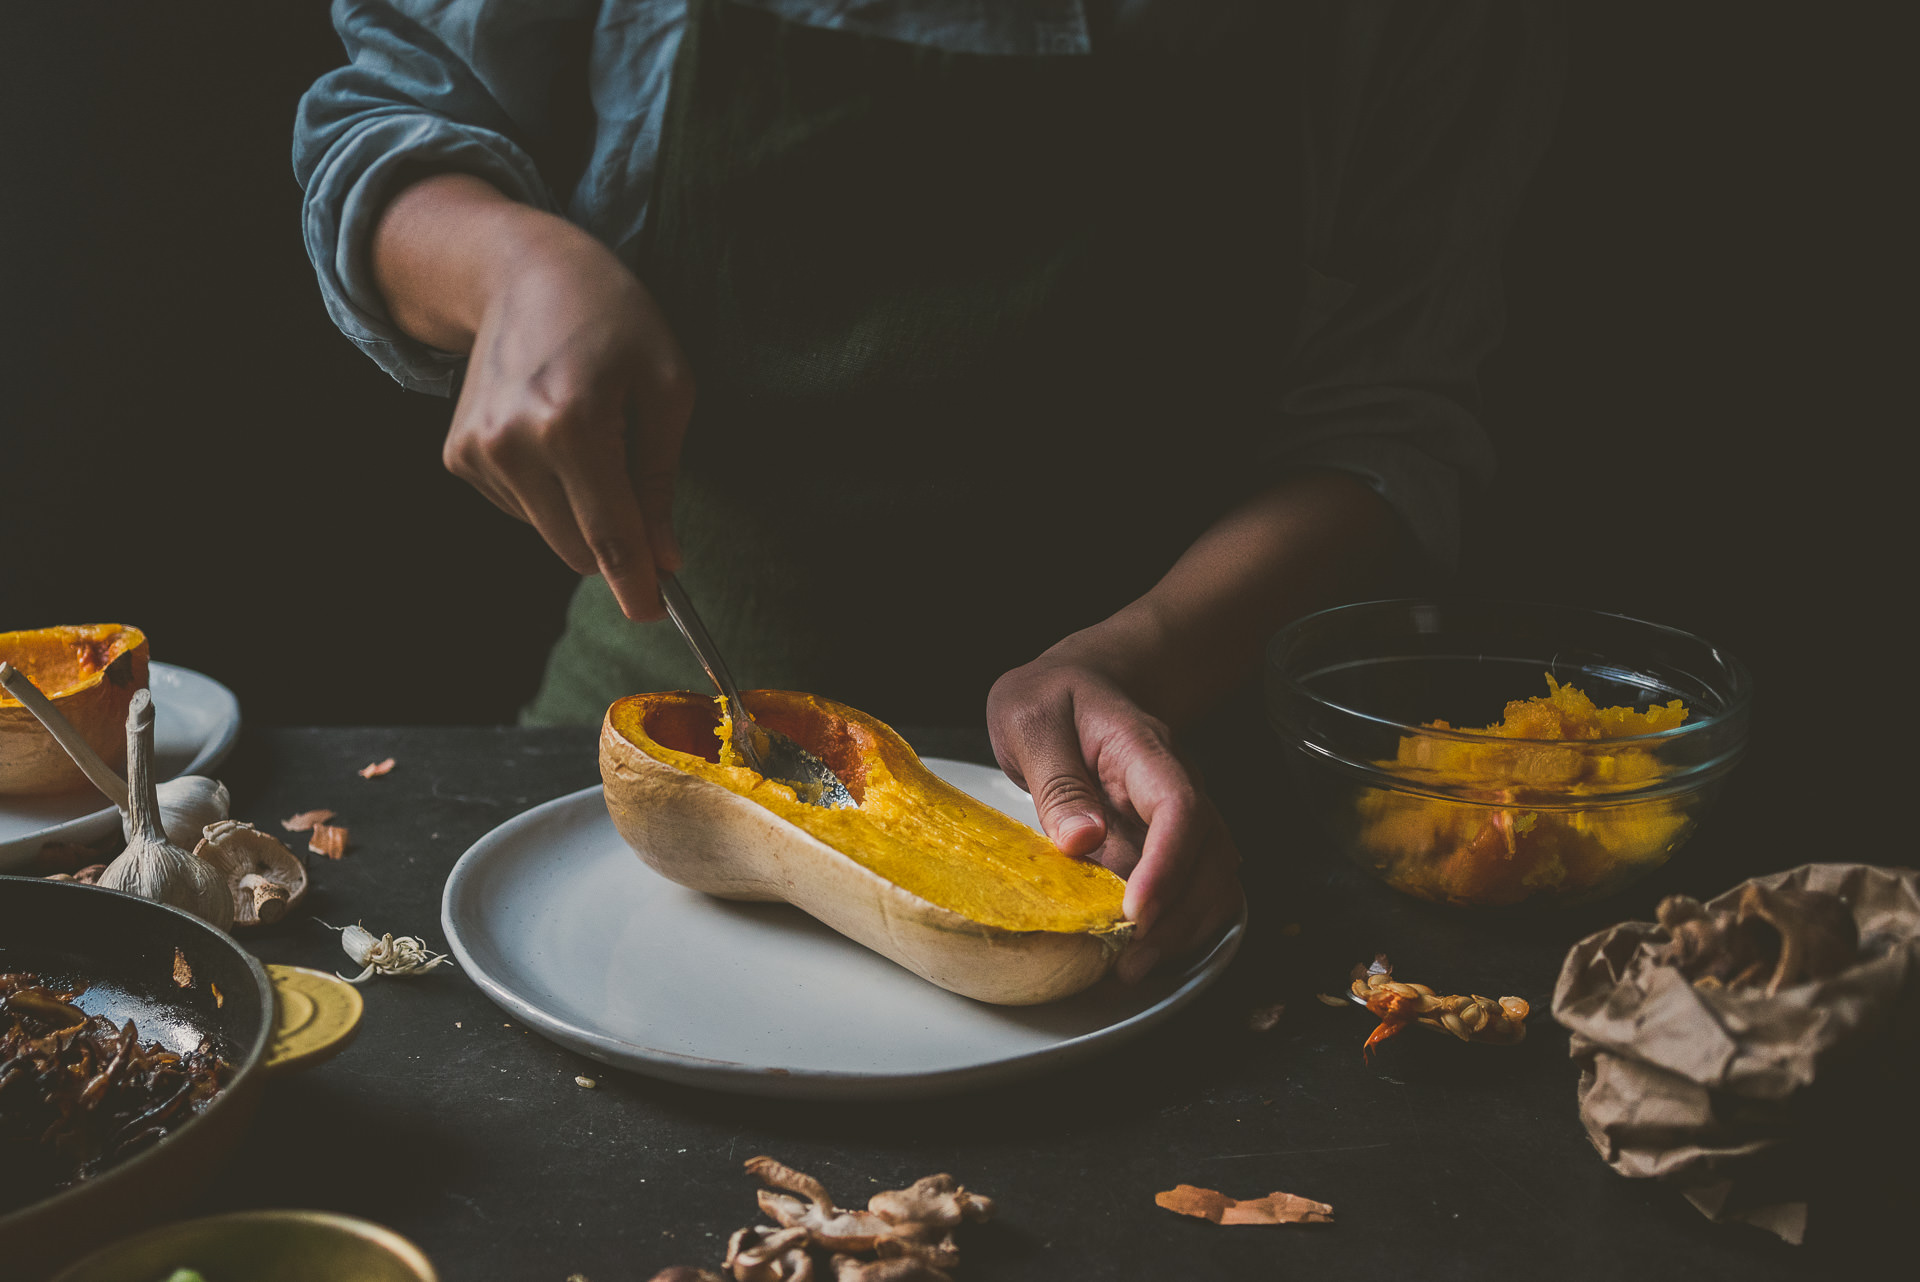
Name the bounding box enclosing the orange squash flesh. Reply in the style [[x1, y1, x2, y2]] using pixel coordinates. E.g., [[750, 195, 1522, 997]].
[[1361, 674, 1693, 905], [607, 691, 1127, 935], [0, 624, 149, 796]]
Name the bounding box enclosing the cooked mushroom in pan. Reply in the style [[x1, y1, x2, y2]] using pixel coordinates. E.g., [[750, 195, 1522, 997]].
[[0, 972, 232, 1212]]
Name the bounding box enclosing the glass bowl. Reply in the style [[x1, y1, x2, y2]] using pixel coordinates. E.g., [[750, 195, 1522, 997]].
[[1265, 599, 1751, 907]]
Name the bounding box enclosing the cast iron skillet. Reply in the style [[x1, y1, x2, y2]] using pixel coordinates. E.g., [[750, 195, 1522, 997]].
[[0, 875, 277, 1280]]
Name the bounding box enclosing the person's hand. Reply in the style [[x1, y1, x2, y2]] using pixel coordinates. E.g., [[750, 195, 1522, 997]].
[[987, 654, 1244, 983], [442, 216, 694, 620], [373, 175, 694, 622]]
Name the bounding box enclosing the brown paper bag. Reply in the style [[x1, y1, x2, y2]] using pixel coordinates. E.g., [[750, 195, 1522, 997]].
[[1552, 863, 1920, 1244]]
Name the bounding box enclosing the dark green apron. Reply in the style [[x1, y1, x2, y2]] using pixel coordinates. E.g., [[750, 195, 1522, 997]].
[[526, 0, 1307, 727]]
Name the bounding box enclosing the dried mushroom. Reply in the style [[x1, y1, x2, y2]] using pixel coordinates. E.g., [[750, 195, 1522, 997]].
[[195, 820, 308, 926], [745, 1158, 992, 1273], [661, 1158, 994, 1282], [750, 1157, 895, 1251], [726, 1225, 817, 1281], [864, 1175, 992, 1268], [1653, 883, 1857, 995], [830, 1257, 952, 1282]]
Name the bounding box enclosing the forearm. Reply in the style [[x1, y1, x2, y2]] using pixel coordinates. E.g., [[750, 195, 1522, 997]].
[[370, 172, 589, 353], [1051, 471, 1408, 728]]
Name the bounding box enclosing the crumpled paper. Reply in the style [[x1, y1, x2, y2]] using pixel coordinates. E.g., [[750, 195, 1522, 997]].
[[1552, 863, 1920, 1244]]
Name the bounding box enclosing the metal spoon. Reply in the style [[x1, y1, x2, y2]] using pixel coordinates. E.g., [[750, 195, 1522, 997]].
[[657, 573, 856, 809]]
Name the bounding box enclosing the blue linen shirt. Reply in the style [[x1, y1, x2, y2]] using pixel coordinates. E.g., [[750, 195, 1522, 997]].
[[294, 0, 1565, 568]]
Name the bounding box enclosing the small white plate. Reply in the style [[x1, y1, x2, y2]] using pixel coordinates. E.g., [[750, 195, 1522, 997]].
[[443, 759, 1244, 1099], [0, 663, 242, 869]]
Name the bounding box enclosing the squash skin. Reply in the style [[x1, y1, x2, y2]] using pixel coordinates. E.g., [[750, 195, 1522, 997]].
[[599, 690, 1131, 1005], [0, 624, 149, 796]]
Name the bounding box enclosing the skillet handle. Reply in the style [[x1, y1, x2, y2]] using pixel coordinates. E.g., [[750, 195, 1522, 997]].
[[263, 964, 364, 1076]]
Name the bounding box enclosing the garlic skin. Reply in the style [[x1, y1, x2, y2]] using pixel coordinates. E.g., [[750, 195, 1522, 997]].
[[122, 774, 231, 849], [97, 691, 234, 930]]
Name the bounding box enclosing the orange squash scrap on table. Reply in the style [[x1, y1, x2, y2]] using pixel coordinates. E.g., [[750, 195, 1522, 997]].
[[1359, 675, 1692, 905]]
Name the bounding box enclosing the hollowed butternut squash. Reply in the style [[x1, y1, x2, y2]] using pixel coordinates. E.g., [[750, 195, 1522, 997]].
[[0, 624, 149, 796], [600, 690, 1131, 1005]]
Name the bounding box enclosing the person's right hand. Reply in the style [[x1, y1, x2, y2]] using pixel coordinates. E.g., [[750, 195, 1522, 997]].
[[376, 175, 694, 622]]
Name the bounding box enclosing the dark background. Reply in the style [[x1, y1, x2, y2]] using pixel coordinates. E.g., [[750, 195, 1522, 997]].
[[1, 4, 1902, 858]]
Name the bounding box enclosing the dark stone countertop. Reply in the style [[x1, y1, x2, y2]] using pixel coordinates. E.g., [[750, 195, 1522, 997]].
[[175, 722, 1890, 1280]]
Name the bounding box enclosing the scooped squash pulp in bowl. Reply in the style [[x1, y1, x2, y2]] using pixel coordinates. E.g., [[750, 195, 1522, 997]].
[[0, 624, 149, 796], [599, 690, 1132, 1005]]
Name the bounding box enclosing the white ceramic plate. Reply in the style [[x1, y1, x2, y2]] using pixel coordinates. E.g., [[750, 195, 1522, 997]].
[[0, 663, 242, 869], [443, 759, 1244, 1099]]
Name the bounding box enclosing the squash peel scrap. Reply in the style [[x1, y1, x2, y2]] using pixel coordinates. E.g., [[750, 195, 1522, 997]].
[[281, 809, 336, 832], [1155, 1183, 1334, 1225]]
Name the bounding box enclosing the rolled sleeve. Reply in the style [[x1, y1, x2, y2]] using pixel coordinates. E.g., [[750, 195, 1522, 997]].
[[293, 0, 596, 394], [1267, 1, 1567, 569]]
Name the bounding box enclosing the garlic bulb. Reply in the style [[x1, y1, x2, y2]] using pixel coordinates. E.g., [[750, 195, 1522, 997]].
[[124, 774, 231, 849], [97, 691, 234, 930]]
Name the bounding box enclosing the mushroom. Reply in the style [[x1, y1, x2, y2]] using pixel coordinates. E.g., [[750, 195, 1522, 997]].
[[1653, 894, 1774, 984], [730, 1157, 996, 1281], [1652, 886, 1857, 994], [865, 1175, 993, 1269], [1733, 883, 1858, 996], [867, 1174, 993, 1236], [747, 1157, 895, 1252], [194, 820, 308, 926], [829, 1257, 953, 1282], [725, 1225, 817, 1282]]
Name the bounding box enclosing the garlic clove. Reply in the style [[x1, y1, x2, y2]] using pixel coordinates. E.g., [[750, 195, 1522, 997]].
[[194, 820, 308, 928], [321, 920, 452, 982], [97, 691, 234, 930], [123, 774, 231, 850]]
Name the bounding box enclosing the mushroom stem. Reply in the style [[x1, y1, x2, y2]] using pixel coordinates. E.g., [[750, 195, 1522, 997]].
[[0, 661, 131, 809]]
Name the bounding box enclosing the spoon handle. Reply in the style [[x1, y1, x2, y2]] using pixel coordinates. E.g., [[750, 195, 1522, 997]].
[[657, 574, 762, 764], [0, 660, 132, 809]]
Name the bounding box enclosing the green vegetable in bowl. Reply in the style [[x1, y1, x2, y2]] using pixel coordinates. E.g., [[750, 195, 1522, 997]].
[[161, 1269, 210, 1282]]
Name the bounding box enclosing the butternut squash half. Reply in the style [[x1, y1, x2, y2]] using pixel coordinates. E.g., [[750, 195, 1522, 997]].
[[0, 624, 149, 796], [600, 690, 1131, 1005]]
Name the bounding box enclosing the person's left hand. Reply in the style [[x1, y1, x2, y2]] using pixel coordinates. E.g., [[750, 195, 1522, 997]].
[[987, 655, 1244, 983]]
